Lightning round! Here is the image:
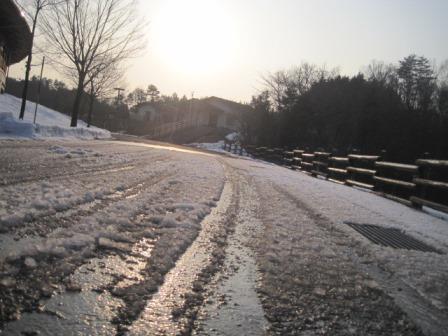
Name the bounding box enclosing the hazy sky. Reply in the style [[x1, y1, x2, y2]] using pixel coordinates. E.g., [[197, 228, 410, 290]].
[[9, 0, 448, 102]]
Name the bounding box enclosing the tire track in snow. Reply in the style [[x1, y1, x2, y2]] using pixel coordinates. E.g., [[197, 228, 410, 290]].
[[193, 172, 268, 336], [0, 152, 167, 187], [126, 167, 239, 336], [1, 141, 227, 332]]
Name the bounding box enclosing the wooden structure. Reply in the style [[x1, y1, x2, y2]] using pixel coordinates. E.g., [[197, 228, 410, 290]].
[[292, 150, 304, 170], [346, 155, 379, 190], [311, 152, 331, 179], [242, 144, 448, 215], [283, 150, 295, 169], [0, 0, 32, 93], [255, 147, 268, 159], [301, 153, 315, 174], [373, 162, 418, 206], [245, 145, 256, 156], [411, 160, 448, 213], [328, 157, 349, 184]]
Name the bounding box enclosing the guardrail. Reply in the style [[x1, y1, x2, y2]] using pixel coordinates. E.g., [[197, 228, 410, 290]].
[[346, 155, 380, 190], [301, 153, 315, 174], [283, 150, 295, 169], [311, 152, 331, 179], [411, 160, 448, 214], [292, 150, 304, 170], [244, 145, 448, 214], [223, 140, 245, 155], [374, 162, 418, 206], [328, 157, 349, 184]]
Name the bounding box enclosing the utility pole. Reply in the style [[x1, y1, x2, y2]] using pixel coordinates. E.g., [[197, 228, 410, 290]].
[[113, 88, 124, 130], [4, 53, 11, 92], [33, 56, 45, 124], [189, 91, 194, 126]]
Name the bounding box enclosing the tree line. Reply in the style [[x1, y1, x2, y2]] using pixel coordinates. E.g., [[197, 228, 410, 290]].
[[6, 77, 188, 133], [242, 56, 448, 162], [6, 76, 129, 131]]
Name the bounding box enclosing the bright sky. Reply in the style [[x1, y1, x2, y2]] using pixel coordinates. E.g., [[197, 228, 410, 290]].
[[9, 0, 448, 103]]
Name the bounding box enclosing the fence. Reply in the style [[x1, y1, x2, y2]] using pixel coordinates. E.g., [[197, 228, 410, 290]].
[[301, 153, 315, 173], [346, 155, 379, 190], [292, 150, 304, 170], [311, 152, 331, 179], [223, 140, 244, 155], [374, 162, 418, 206], [411, 160, 448, 213], [328, 156, 349, 184], [245, 146, 448, 215]]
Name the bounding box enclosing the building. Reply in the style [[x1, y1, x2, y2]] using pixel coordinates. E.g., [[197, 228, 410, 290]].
[[131, 101, 179, 123], [0, 0, 32, 93], [131, 97, 249, 128], [199, 96, 251, 131]]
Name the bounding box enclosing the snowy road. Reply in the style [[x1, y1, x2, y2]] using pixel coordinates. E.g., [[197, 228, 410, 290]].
[[0, 138, 447, 335]]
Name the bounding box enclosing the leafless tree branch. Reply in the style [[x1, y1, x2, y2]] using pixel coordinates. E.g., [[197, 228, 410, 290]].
[[40, 0, 146, 127]]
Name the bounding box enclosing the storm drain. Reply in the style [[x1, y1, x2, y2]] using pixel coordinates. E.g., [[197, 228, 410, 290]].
[[344, 222, 441, 254]]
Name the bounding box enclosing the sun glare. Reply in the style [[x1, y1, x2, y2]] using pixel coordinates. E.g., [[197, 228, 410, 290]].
[[153, 0, 236, 75]]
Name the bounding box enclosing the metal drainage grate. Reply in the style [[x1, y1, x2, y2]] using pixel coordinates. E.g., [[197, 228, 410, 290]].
[[344, 222, 442, 254]]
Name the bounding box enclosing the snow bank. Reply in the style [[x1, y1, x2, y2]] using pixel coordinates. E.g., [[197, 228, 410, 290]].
[[0, 112, 35, 138], [189, 141, 227, 154], [188, 140, 248, 157], [225, 132, 239, 141], [0, 94, 110, 139]]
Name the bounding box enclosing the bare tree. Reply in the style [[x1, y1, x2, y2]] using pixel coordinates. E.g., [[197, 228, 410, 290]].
[[437, 59, 448, 88], [86, 60, 123, 127], [288, 62, 339, 95], [436, 59, 448, 115], [18, 0, 60, 120], [41, 0, 145, 127], [260, 70, 289, 110], [363, 60, 398, 89], [260, 62, 338, 110]]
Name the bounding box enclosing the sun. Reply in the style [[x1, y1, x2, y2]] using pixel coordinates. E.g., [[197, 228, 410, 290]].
[[153, 0, 237, 75]]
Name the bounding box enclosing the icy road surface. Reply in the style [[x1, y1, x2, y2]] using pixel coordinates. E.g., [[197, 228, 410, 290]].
[[0, 138, 447, 336]]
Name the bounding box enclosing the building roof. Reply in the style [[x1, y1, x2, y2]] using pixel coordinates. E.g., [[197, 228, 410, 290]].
[[202, 96, 253, 115], [0, 0, 32, 65]]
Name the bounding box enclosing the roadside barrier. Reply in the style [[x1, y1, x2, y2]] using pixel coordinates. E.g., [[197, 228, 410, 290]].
[[292, 150, 304, 170], [244, 145, 448, 214], [223, 140, 245, 155], [255, 147, 268, 159], [346, 154, 380, 190], [283, 150, 295, 169], [328, 156, 349, 184], [411, 160, 448, 214], [311, 152, 331, 179], [301, 153, 315, 173], [374, 161, 418, 206]]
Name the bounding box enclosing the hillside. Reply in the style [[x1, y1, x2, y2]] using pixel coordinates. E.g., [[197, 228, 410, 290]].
[[0, 94, 110, 139]]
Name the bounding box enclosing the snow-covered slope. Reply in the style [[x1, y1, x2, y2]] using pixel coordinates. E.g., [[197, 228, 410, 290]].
[[0, 94, 110, 139]]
